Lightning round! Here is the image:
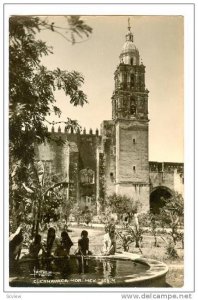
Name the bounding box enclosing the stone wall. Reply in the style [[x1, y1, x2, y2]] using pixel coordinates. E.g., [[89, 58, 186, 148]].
[[35, 129, 101, 207], [34, 128, 184, 214], [115, 183, 150, 212], [116, 121, 149, 184], [149, 161, 184, 196], [34, 133, 69, 178], [100, 120, 116, 196]]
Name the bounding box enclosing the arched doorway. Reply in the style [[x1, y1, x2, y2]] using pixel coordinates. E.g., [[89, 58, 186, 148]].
[[150, 186, 173, 214]]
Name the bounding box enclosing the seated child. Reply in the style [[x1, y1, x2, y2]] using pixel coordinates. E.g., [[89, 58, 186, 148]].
[[55, 231, 73, 256], [29, 234, 44, 259], [76, 230, 91, 256], [43, 227, 60, 257]]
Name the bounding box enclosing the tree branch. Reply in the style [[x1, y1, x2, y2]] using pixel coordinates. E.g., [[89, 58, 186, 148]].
[[43, 181, 69, 197]]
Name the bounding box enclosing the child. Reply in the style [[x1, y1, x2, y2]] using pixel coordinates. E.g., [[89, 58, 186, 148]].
[[76, 230, 91, 274], [102, 224, 116, 255], [44, 227, 60, 257], [77, 230, 90, 256], [55, 231, 73, 256], [29, 234, 44, 258]]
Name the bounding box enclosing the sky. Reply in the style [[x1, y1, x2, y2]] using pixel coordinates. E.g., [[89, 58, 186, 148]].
[[37, 15, 184, 163]]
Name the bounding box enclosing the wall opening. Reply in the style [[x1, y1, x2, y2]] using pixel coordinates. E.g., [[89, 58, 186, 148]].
[[150, 187, 172, 214]]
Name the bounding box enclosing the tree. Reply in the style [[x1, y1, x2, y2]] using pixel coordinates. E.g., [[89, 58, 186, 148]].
[[9, 16, 92, 233], [71, 203, 82, 225], [12, 160, 70, 237], [82, 204, 96, 226], [103, 194, 143, 252], [61, 198, 73, 225], [159, 193, 184, 248], [106, 193, 140, 222], [116, 226, 143, 253], [138, 212, 161, 247]]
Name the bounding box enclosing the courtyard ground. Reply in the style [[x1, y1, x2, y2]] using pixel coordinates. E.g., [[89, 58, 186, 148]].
[[39, 224, 184, 288]]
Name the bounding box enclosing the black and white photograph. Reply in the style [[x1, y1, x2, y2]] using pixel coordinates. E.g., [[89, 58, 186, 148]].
[[2, 1, 195, 298]]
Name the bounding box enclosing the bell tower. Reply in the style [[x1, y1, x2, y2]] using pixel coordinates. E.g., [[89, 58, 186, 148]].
[[112, 19, 150, 211]]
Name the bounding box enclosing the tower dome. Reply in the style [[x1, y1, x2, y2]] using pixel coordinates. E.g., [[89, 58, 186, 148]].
[[122, 41, 137, 53], [119, 19, 140, 65]]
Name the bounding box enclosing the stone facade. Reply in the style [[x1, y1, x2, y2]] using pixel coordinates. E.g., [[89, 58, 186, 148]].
[[35, 24, 184, 213], [149, 162, 184, 195], [35, 130, 101, 207]]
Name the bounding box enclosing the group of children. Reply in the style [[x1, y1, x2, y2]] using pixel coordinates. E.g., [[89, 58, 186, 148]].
[[28, 228, 90, 259], [9, 222, 116, 262]]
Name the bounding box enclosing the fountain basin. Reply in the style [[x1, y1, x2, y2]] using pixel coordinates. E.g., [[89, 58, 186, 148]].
[[9, 252, 168, 287]]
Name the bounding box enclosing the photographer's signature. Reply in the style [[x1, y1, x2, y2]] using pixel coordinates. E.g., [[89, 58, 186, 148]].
[[30, 267, 53, 278]]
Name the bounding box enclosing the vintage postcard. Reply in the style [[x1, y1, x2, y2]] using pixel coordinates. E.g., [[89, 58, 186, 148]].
[[2, 1, 195, 299]]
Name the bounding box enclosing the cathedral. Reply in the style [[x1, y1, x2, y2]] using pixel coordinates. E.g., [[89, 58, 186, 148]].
[[35, 23, 184, 213]]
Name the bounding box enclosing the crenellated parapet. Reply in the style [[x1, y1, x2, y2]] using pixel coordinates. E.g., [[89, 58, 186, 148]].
[[47, 125, 100, 137], [149, 161, 184, 197], [149, 161, 184, 174]]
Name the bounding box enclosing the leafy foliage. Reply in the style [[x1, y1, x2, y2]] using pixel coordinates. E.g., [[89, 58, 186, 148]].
[[139, 212, 161, 247], [106, 193, 140, 222], [10, 160, 71, 236], [9, 16, 92, 233], [71, 203, 82, 224], [82, 204, 96, 225], [61, 198, 73, 225], [159, 193, 184, 247], [116, 225, 143, 253], [101, 194, 143, 253], [9, 16, 90, 164], [66, 16, 93, 44], [166, 241, 179, 259]]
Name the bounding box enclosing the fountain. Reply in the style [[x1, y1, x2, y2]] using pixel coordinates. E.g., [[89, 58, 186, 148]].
[[9, 253, 168, 287]]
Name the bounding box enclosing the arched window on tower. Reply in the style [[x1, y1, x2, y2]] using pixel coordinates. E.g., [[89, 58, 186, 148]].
[[130, 98, 136, 115], [130, 57, 133, 65], [123, 73, 127, 88], [130, 74, 135, 87]]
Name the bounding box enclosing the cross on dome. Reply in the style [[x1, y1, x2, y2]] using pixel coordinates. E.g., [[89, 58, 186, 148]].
[[126, 17, 133, 42], [128, 17, 131, 31]]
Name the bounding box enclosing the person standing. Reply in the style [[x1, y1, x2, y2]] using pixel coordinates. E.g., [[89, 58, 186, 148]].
[[102, 224, 116, 255]]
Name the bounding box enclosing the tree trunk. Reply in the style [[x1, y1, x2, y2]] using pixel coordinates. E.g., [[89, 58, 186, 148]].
[[35, 196, 42, 235]]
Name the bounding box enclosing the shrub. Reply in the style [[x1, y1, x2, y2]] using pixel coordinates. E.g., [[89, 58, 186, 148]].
[[159, 193, 184, 247], [166, 241, 179, 259], [71, 203, 82, 224]]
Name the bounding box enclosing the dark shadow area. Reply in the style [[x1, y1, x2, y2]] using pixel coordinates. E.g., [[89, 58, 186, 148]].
[[150, 187, 172, 214]]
